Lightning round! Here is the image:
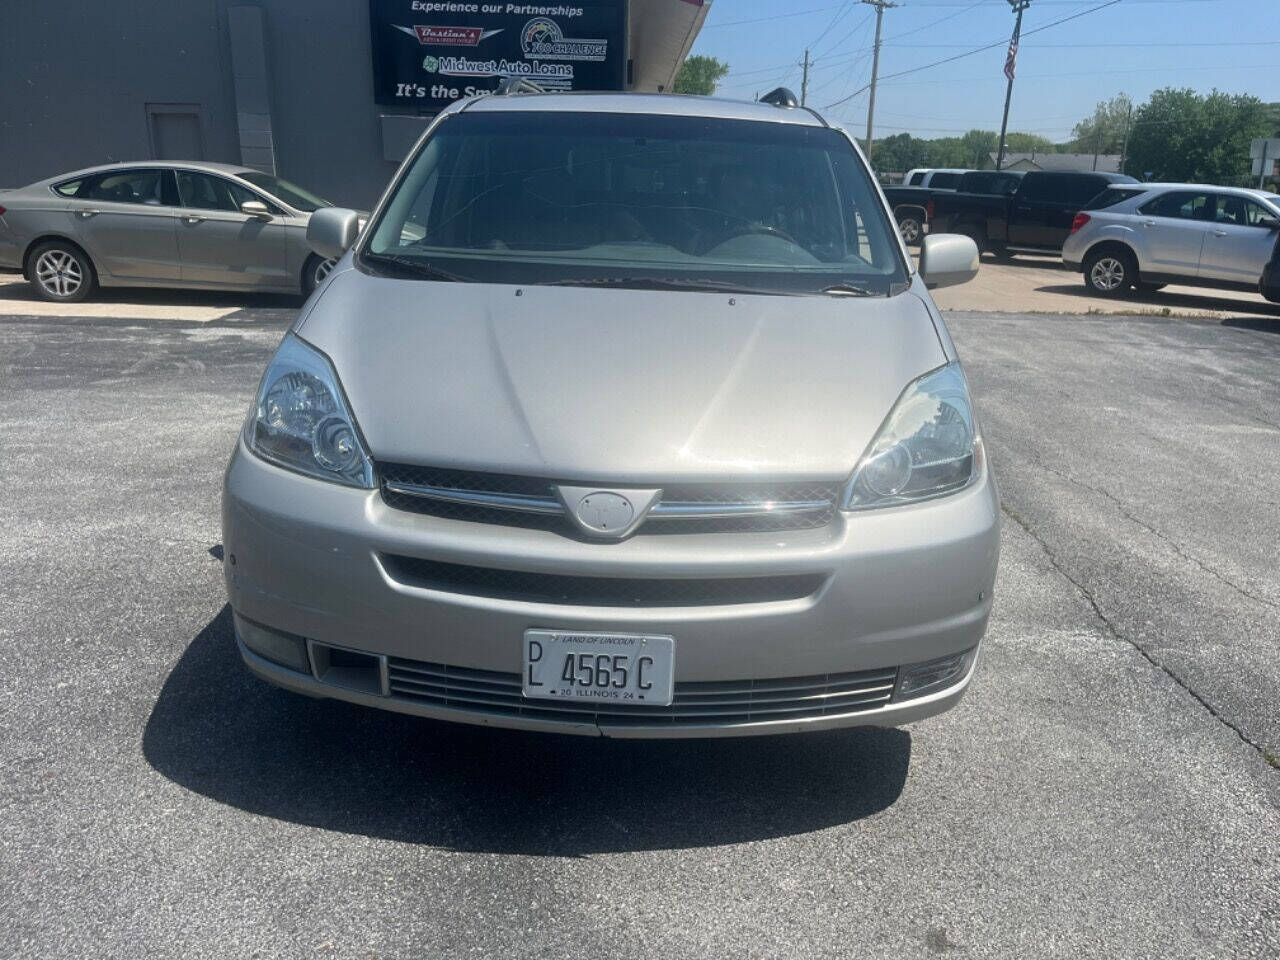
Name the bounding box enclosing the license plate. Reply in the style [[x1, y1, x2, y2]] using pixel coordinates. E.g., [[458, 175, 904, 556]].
[[522, 630, 675, 707]]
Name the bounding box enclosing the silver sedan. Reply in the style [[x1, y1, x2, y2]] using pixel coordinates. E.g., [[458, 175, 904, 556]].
[[0, 161, 341, 302]]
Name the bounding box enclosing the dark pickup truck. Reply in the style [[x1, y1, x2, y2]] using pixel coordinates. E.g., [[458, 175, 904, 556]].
[[930, 170, 1138, 256], [882, 170, 1025, 245]]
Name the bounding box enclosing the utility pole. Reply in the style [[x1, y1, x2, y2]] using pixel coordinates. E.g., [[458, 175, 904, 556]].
[[862, 0, 898, 163], [995, 0, 1030, 171], [1119, 101, 1132, 173], [801, 49, 811, 106]]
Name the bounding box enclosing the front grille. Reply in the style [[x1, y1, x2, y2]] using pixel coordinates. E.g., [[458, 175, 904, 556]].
[[380, 554, 826, 607], [385, 658, 898, 727], [378, 463, 841, 535]]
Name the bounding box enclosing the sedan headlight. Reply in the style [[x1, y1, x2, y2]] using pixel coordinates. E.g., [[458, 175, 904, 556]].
[[844, 362, 978, 510], [245, 334, 373, 488]]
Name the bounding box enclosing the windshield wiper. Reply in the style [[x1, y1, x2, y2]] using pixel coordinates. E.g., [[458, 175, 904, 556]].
[[541, 276, 799, 297], [362, 252, 468, 283], [820, 283, 878, 297]]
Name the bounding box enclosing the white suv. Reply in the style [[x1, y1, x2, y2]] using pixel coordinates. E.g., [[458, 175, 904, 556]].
[[1063, 183, 1280, 297]]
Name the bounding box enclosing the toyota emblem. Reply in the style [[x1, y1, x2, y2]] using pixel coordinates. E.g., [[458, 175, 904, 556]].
[[575, 492, 635, 534]]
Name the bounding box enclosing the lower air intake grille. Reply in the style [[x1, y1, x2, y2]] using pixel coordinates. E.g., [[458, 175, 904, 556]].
[[380, 555, 825, 607], [385, 659, 898, 726]]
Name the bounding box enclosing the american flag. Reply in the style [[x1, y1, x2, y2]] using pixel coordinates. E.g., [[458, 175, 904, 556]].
[[1004, 34, 1019, 81]]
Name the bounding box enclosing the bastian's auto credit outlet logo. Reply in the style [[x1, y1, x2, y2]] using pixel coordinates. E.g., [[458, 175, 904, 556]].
[[370, 1, 626, 108]]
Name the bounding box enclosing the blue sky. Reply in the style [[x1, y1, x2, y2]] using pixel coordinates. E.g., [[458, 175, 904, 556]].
[[692, 0, 1280, 142]]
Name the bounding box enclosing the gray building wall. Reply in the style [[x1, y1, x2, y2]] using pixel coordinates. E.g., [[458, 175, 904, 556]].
[[0, 0, 416, 207]]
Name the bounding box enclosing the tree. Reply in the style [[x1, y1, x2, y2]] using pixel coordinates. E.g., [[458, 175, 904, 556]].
[[1004, 132, 1056, 154], [959, 129, 998, 169], [1124, 88, 1270, 183], [873, 133, 930, 174], [1068, 94, 1133, 156], [673, 56, 730, 96]]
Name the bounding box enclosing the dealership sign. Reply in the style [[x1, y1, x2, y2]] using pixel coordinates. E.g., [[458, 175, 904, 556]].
[[370, 1, 627, 107]]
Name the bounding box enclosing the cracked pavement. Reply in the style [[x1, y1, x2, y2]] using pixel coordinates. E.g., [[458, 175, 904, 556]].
[[1, 302, 1278, 959]]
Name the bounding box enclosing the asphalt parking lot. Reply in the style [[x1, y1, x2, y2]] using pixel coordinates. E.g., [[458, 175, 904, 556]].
[[1, 270, 1278, 958]]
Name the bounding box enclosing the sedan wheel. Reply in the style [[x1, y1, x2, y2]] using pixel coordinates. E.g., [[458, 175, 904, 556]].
[[30, 243, 95, 303], [303, 254, 338, 296]]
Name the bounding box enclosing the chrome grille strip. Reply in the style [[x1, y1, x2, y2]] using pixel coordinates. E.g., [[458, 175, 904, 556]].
[[382, 480, 832, 521], [382, 480, 562, 515]]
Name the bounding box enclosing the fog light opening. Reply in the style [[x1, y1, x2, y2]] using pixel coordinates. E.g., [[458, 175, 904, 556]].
[[234, 613, 309, 674], [895, 648, 974, 701], [308, 640, 389, 697]]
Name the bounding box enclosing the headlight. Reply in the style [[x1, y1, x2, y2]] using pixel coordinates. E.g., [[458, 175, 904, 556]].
[[843, 361, 977, 510], [245, 334, 373, 488]]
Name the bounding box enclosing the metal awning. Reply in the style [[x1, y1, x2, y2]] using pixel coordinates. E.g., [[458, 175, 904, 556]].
[[628, 0, 712, 93]]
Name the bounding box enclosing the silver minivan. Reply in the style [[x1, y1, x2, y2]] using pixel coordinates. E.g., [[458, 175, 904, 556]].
[[222, 90, 999, 738]]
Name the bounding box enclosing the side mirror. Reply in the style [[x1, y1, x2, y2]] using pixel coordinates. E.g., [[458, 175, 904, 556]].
[[307, 207, 361, 260], [239, 200, 272, 220], [1258, 216, 1280, 231], [919, 233, 979, 290]]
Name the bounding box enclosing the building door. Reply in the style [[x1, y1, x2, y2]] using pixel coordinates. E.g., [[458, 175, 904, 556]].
[[148, 105, 205, 161]]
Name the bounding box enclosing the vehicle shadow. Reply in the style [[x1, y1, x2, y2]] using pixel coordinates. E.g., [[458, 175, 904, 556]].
[[142, 606, 912, 855], [1034, 282, 1280, 319]]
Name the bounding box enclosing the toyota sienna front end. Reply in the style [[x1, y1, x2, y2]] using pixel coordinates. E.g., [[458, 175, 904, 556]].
[[221, 91, 998, 738]]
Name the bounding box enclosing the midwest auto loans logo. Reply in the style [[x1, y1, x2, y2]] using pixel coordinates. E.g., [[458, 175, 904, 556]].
[[520, 17, 607, 62], [420, 52, 573, 83], [392, 24, 503, 46]]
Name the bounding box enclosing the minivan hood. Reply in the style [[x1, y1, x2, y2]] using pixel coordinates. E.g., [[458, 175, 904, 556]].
[[299, 272, 947, 481]]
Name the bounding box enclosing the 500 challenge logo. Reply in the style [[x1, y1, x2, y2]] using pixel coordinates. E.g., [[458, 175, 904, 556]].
[[520, 17, 607, 62]]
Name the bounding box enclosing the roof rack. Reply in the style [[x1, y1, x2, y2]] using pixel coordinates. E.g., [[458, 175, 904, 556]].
[[494, 77, 547, 96], [759, 87, 800, 108]]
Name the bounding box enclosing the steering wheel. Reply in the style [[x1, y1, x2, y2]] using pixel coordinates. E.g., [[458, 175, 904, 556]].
[[703, 221, 799, 253]]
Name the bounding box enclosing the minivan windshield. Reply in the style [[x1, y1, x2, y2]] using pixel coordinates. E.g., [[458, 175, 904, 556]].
[[364, 111, 908, 296]]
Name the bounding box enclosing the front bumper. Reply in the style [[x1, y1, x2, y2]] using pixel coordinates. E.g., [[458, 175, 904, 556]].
[[222, 439, 1001, 737]]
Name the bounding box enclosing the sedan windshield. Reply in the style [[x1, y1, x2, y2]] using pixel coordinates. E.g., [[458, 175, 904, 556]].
[[363, 110, 908, 296], [239, 172, 331, 212]]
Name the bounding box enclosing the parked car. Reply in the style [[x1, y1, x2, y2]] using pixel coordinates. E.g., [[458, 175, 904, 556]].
[[1063, 183, 1280, 297], [223, 89, 998, 739], [882, 184, 947, 245], [903, 168, 968, 189], [1262, 229, 1280, 303], [955, 169, 1024, 197], [0, 161, 347, 302], [931, 170, 1139, 257], [883, 169, 1025, 246]]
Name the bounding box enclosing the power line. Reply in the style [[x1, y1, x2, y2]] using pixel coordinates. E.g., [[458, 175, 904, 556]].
[[824, 0, 1123, 109], [701, 4, 846, 30], [880, 0, 987, 42]]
